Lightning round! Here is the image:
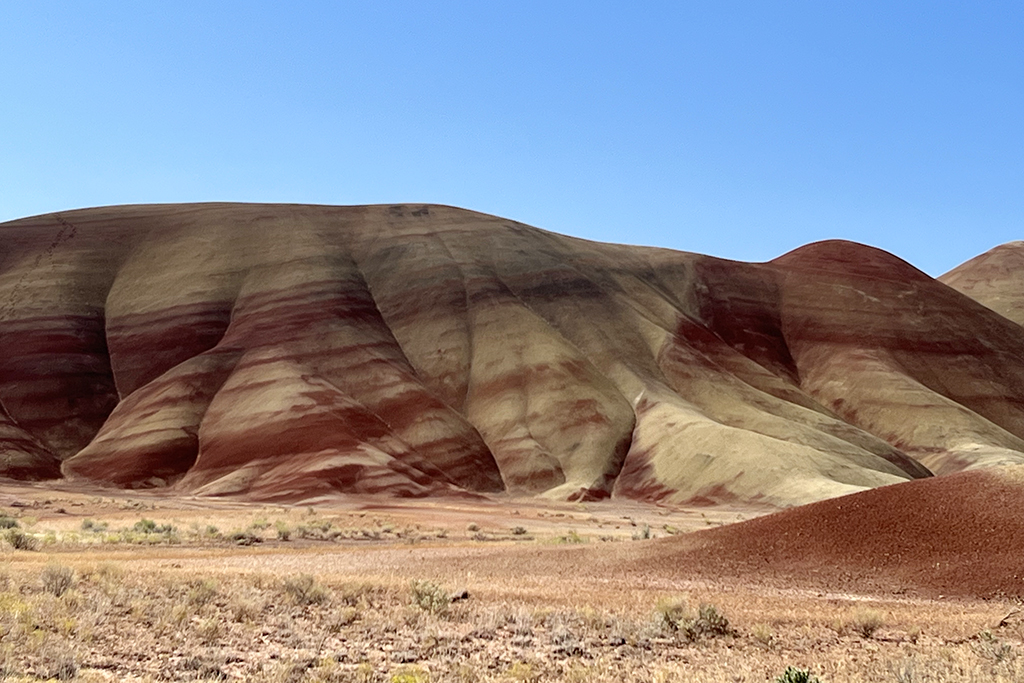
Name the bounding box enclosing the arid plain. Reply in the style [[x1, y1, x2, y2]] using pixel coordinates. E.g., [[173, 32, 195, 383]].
[[3, 204, 1024, 681], [2, 478, 1023, 682]]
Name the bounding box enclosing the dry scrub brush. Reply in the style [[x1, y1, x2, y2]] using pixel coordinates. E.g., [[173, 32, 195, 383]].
[[0, 561, 1019, 681]]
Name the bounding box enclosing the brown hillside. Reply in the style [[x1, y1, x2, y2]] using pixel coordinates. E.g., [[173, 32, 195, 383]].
[[624, 464, 1024, 599]]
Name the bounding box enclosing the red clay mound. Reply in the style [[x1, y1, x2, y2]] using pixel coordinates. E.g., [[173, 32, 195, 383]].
[[631, 465, 1024, 599]]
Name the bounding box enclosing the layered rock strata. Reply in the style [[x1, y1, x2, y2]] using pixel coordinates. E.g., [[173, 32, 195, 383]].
[[1, 203, 1023, 504]]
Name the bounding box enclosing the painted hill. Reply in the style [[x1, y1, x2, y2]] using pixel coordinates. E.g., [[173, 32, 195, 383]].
[[1, 203, 1024, 505]]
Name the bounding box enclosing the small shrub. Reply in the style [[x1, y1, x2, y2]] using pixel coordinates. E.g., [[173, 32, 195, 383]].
[[973, 630, 1014, 662], [889, 659, 917, 683], [181, 656, 226, 680], [283, 574, 328, 605], [656, 597, 690, 632], [511, 526, 527, 535], [752, 622, 775, 647], [466, 522, 479, 532], [80, 518, 108, 532], [695, 603, 732, 637], [410, 580, 450, 615], [390, 665, 429, 683], [162, 604, 189, 630], [334, 606, 360, 627], [0, 516, 18, 529], [39, 651, 78, 681], [631, 523, 651, 540], [274, 520, 291, 541], [850, 607, 884, 639], [4, 528, 38, 551], [195, 617, 221, 644], [505, 661, 540, 683], [558, 530, 585, 544], [656, 598, 732, 640], [133, 518, 174, 534], [231, 599, 259, 623], [41, 563, 75, 597], [295, 519, 339, 540], [775, 667, 820, 683], [335, 581, 375, 607], [229, 529, 262, 546]]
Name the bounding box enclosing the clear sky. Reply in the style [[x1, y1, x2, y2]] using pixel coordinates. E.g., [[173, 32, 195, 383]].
[[2, 2, 1021, 275]]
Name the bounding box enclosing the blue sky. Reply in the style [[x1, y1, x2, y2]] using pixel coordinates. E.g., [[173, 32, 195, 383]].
[[1, 2, 1021, 275]]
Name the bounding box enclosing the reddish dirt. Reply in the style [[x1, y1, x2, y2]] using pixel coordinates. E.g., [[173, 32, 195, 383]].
[[622, 466, 1024, 600]]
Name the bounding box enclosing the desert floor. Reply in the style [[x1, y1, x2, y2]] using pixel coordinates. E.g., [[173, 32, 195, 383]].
[[0, 481, 1020, 682]]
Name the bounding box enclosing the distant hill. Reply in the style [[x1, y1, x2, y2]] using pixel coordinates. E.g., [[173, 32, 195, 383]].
[[941, 241, 1024, 326]]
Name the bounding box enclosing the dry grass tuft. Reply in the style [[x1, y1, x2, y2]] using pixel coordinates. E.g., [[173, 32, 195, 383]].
[[282, 574, 328, 606], [850, 607, 884, 639]]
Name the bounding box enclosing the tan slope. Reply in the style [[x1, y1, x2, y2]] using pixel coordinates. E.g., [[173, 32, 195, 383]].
[[940, 241, 1024, 326]]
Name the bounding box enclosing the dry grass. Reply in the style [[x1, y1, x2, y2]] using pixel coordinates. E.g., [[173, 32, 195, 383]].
[[0, 486, 1018, 681], [0, 557, 1017, 681]]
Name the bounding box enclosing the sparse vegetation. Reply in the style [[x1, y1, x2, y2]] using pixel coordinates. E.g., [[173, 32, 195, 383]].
[[80, 518, 107, 532], [410, 579, 450, 615], [557, 529, 585, 544], [752, 622, 775, 647], [850, 607, 884, 639], [133, 517, 172, 534], [775, 667, 821, 683], [282, 574, 328, 605], [187, 578, 218, 606], [656, 597, 733, 640], [4, 527, 38, 550], [390, 665, 430, 683], [229, 529, 263, 545], [0, 497, 1014, 681], [973, 630, 1014, 662], [40, 563, 75, 597], [631, 523, 651, 540], [0, 547, 1009, 681]]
